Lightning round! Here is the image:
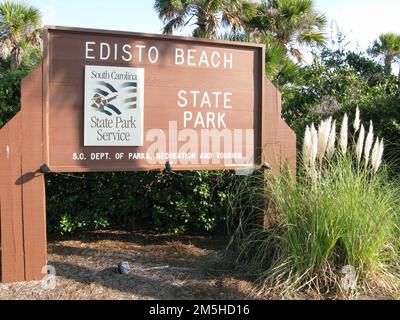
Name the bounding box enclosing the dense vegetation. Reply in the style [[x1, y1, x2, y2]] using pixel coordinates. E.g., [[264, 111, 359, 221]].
[[282, 38, 400, 172]]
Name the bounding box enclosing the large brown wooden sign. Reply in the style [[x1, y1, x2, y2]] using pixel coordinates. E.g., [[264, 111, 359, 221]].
[[0, 26, 296, 283], [45, 27, 265, 172]]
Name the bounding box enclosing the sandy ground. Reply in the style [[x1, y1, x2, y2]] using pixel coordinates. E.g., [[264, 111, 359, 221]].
[[0, 230, 257, 300]]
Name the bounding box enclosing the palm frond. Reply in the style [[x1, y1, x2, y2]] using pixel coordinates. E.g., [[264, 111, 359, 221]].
[[161, 15, 187, 34], [0, 1, 42, 67], [298, 32, 326, 46]]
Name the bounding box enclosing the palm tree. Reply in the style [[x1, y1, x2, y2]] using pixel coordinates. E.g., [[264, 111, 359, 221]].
[[154, 0, 255, 39], [245, 0, 327, 62], [0, 1, 42, 68], [369, 33, 400, 76], [222, 32, 298, 83]]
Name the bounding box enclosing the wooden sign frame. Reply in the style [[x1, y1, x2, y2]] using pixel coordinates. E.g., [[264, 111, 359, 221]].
[[44, 27, 267, 172], [0, 26, 296, 283]]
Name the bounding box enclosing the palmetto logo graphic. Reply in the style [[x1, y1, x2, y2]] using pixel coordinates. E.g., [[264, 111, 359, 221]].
[[91, 81, 138, 116]]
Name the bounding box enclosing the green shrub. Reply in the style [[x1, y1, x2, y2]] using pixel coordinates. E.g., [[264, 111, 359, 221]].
[[0, 67, 30, 127], [46, 171, 233, 235]]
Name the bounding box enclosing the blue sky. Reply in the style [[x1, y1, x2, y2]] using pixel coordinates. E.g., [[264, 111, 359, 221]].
[[29, 0, 400, 54]]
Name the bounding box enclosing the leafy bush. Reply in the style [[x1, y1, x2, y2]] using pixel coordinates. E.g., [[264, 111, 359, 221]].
[[46, 171, 233, 235], [0, 67, 30, 127], [227, 113, 400, 296]]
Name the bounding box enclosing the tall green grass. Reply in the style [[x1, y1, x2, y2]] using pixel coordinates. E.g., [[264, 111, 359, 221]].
[[227, 114, 400, 297]]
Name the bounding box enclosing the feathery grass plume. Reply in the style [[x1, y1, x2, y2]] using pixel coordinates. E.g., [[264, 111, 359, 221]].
[[302, 125, 312, 168], [371, 137, 380, 171], [356, 124, 365, 162], [317, 117, 332, 163], [340, 114, 348, 155], [326, 120, 336, 159], [310, 123, 318, 165], [372, 139, 384, 173], [378, 138, 384, 164], [353, 107, 361, 133], [310, 123, 318, 179], [364, 121, 374, 165]]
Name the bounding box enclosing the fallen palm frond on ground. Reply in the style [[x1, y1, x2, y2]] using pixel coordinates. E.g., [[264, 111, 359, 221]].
[[227, 109, 400, 298]]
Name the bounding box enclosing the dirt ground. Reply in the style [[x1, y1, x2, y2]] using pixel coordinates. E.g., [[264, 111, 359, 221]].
[[0, 230, 258, 300]]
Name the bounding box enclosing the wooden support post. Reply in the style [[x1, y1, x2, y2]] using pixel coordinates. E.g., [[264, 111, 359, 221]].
[[262, 79, 296, 174], [0, 64, 46, 283], [0, 114, 25, 283], [20, 64, 47, 281], [261, 79, 297, 230], [276, 87, 297, 175]]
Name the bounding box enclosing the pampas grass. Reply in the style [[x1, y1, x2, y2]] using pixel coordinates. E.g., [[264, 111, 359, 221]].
[[354, 107, 360, 133], [340, 114, 348, 155], [326, 120, 336, 159], [304, 113, 384, 174], [373, 139, 385, 174], [311, 123, 318, 164], [302, 126, 312, 167], [317, 117, 332, 163], [364, 122, 374, 165], [227, 110, 399, 298], [356, 124, 365, 163]]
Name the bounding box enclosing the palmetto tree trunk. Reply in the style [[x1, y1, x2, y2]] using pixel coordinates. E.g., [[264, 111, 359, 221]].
[[384, 55, 393, 76]]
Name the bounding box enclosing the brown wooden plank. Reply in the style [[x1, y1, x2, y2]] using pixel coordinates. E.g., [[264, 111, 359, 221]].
[[47, 30, 261, 73], [261, 78, 296, 174], [20, 65, 47, 281], [276, 88, 297, 175], [262, 79, 280, 171], [49, 64, 255, 88], [0, 113, 25, 283], [280, 120, 297, 175], [43, 32, 50, 168]]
